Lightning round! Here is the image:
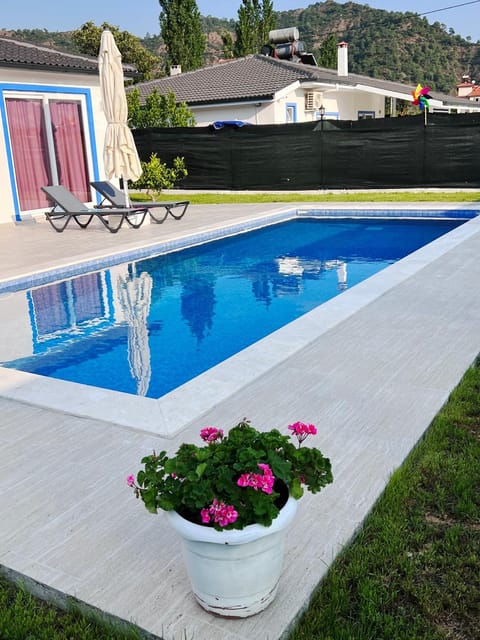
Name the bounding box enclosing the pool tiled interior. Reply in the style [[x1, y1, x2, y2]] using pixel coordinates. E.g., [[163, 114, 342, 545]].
[[1, 201, 480, 640]]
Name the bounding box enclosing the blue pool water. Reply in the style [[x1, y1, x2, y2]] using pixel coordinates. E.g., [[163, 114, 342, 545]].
[[1, 217, 464, 398]]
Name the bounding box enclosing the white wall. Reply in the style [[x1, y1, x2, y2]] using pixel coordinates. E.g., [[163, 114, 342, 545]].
[[335, 90, 385, 120], [190, 101, 275, 126], [0, 67, 107, 225], [188, 86, 386, 128]]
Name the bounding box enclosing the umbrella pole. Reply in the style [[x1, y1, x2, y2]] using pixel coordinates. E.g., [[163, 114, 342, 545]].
[[123, 178, 131, 208]]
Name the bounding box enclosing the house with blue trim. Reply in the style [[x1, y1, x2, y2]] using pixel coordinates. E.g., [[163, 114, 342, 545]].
[[0, 37, 136, 225], [132, 43, 480, 128]]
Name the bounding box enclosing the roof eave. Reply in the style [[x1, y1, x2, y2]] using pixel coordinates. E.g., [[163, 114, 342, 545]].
[[186, 94, 275, 107], [0, 60, 99, 74], [355, 82, 448, 107]]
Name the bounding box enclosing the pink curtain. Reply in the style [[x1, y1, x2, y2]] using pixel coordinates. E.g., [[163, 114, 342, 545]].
[[31, 284, 69, 335], [32, 274, 104, 336], [50, 101, 90, 202], [72, 273, 104, 323], [5, 99, 51, 210]]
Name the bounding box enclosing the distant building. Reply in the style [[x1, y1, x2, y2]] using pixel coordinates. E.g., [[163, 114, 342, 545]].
[[456, 74, 479, 101], [131, 41, 480, 128]]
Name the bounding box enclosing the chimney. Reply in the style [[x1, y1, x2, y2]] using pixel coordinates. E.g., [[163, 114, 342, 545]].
[[337, 42, 348, 76], [170, 65, 182, 76]]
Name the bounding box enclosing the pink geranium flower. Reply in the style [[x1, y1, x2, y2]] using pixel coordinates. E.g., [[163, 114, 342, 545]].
[[288, 421, 317, 445], [200, 427, 224, 443], [258, 463, 273, 476], [126, 474, 135, 487], [237, 463, 275, 494], [201, 499, 238, 527]]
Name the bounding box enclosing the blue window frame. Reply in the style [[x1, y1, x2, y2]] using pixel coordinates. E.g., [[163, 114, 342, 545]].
[[0, 83, 100, 221], [316, 110, 339, 120], [286, 103, 297, 123], [358, 110, 375, 120]]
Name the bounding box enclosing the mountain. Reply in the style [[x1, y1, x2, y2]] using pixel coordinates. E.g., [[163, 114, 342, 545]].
[[194, 1, 480, 93], [2, 1, 479, 95], [273, 1, 480, 94]]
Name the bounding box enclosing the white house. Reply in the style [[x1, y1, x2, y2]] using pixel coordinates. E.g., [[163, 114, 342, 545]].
[[132, 42, 480, 127], [0, 37, 136, 225]]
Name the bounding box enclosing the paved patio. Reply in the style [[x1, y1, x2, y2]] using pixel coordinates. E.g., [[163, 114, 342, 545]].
[[1, 201, 480, 640]]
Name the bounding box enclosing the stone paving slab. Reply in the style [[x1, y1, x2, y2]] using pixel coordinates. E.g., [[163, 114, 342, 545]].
[[1, 205, 480, 640]]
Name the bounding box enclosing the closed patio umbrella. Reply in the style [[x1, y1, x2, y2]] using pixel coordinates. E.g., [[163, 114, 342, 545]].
[[98, 30, 142, 207]]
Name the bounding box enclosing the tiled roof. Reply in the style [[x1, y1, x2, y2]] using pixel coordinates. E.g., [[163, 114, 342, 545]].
[[130, 54, 470, 109], [0, 37, 136, 75], [131, 55, 318, 104]]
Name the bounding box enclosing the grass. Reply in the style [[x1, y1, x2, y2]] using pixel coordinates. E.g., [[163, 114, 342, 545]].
[[1, 357, 479, 639], [288, 358, 480, 640], [130, 190, 480, 205], [0, 576, 144, 640]]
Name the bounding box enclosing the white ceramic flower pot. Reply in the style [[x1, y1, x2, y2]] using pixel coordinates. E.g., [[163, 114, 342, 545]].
[[165, 496, 298, 617]]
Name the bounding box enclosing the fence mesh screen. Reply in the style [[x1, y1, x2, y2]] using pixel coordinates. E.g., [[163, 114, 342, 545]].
[[133, 113, 480, 190]]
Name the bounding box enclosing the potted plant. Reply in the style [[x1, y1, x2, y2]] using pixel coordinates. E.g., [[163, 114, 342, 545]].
[[128, 419, 333, 617]]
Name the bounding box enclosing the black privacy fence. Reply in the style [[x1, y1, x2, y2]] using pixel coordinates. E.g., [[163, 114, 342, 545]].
[[132, 113, 480, 190]]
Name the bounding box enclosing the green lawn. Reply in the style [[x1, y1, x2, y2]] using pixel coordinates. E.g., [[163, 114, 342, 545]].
[[0, 576, 143, 640], [131, 190, 480, 205], [288, 359, 480, 640]]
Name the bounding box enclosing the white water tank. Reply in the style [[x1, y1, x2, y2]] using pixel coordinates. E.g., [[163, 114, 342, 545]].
[[269, 27, 299, 44]]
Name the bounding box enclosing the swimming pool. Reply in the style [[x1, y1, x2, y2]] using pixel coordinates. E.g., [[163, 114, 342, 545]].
[[0, 209, 476, 436], [0, 216, 465, 389]]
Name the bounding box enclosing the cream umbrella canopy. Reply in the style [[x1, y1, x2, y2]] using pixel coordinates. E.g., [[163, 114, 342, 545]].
[[98, 30, 142, 207]]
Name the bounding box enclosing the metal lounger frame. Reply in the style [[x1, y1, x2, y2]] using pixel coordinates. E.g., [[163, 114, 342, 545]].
[[41, 185, 149, 233], [90, 180, 190, 224]]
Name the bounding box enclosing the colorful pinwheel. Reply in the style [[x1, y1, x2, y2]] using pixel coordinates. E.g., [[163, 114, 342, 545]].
[[412, 84, 432, 111]]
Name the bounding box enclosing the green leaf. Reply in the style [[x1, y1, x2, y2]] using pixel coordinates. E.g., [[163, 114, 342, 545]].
[[290, 477, 304, 500], [157, 498, 175, 511], [196, 462, 207, 478], [145, 503, 158, 514]]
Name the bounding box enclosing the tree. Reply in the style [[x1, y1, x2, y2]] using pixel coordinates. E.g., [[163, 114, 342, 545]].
[[221, 30, 234, 59], [127, 88, 196, 128], [257, 0, 275, 50], [317, 33, 338, 69], [159, 0, 205, 72], [130, 153, 187, 194], [72, 22, 161, 81], [234, 0, 275, 57], [234, 1, 256, 56]]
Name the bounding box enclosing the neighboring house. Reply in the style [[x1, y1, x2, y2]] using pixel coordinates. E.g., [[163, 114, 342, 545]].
[[468, 86, 480, 102], [456, 75, 480, 102], [460, 83, 480, 103], [131, 42, 480, 128], [0, 37, 136, 225]]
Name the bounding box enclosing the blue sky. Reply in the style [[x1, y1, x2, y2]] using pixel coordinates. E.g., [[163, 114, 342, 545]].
[[1, 1, 479, 41]]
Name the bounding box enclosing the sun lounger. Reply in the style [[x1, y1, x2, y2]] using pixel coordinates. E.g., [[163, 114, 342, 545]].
[[42, 185, 149, 233], [90, 180, 190, 224]]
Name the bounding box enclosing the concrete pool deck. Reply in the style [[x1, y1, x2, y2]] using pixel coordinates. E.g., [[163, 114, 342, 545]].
[[1, 201, 480, 640]]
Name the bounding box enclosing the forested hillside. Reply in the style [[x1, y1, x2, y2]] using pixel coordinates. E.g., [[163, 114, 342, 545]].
[[2, 1, 479, 94], [273, 2, 480, 93]]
